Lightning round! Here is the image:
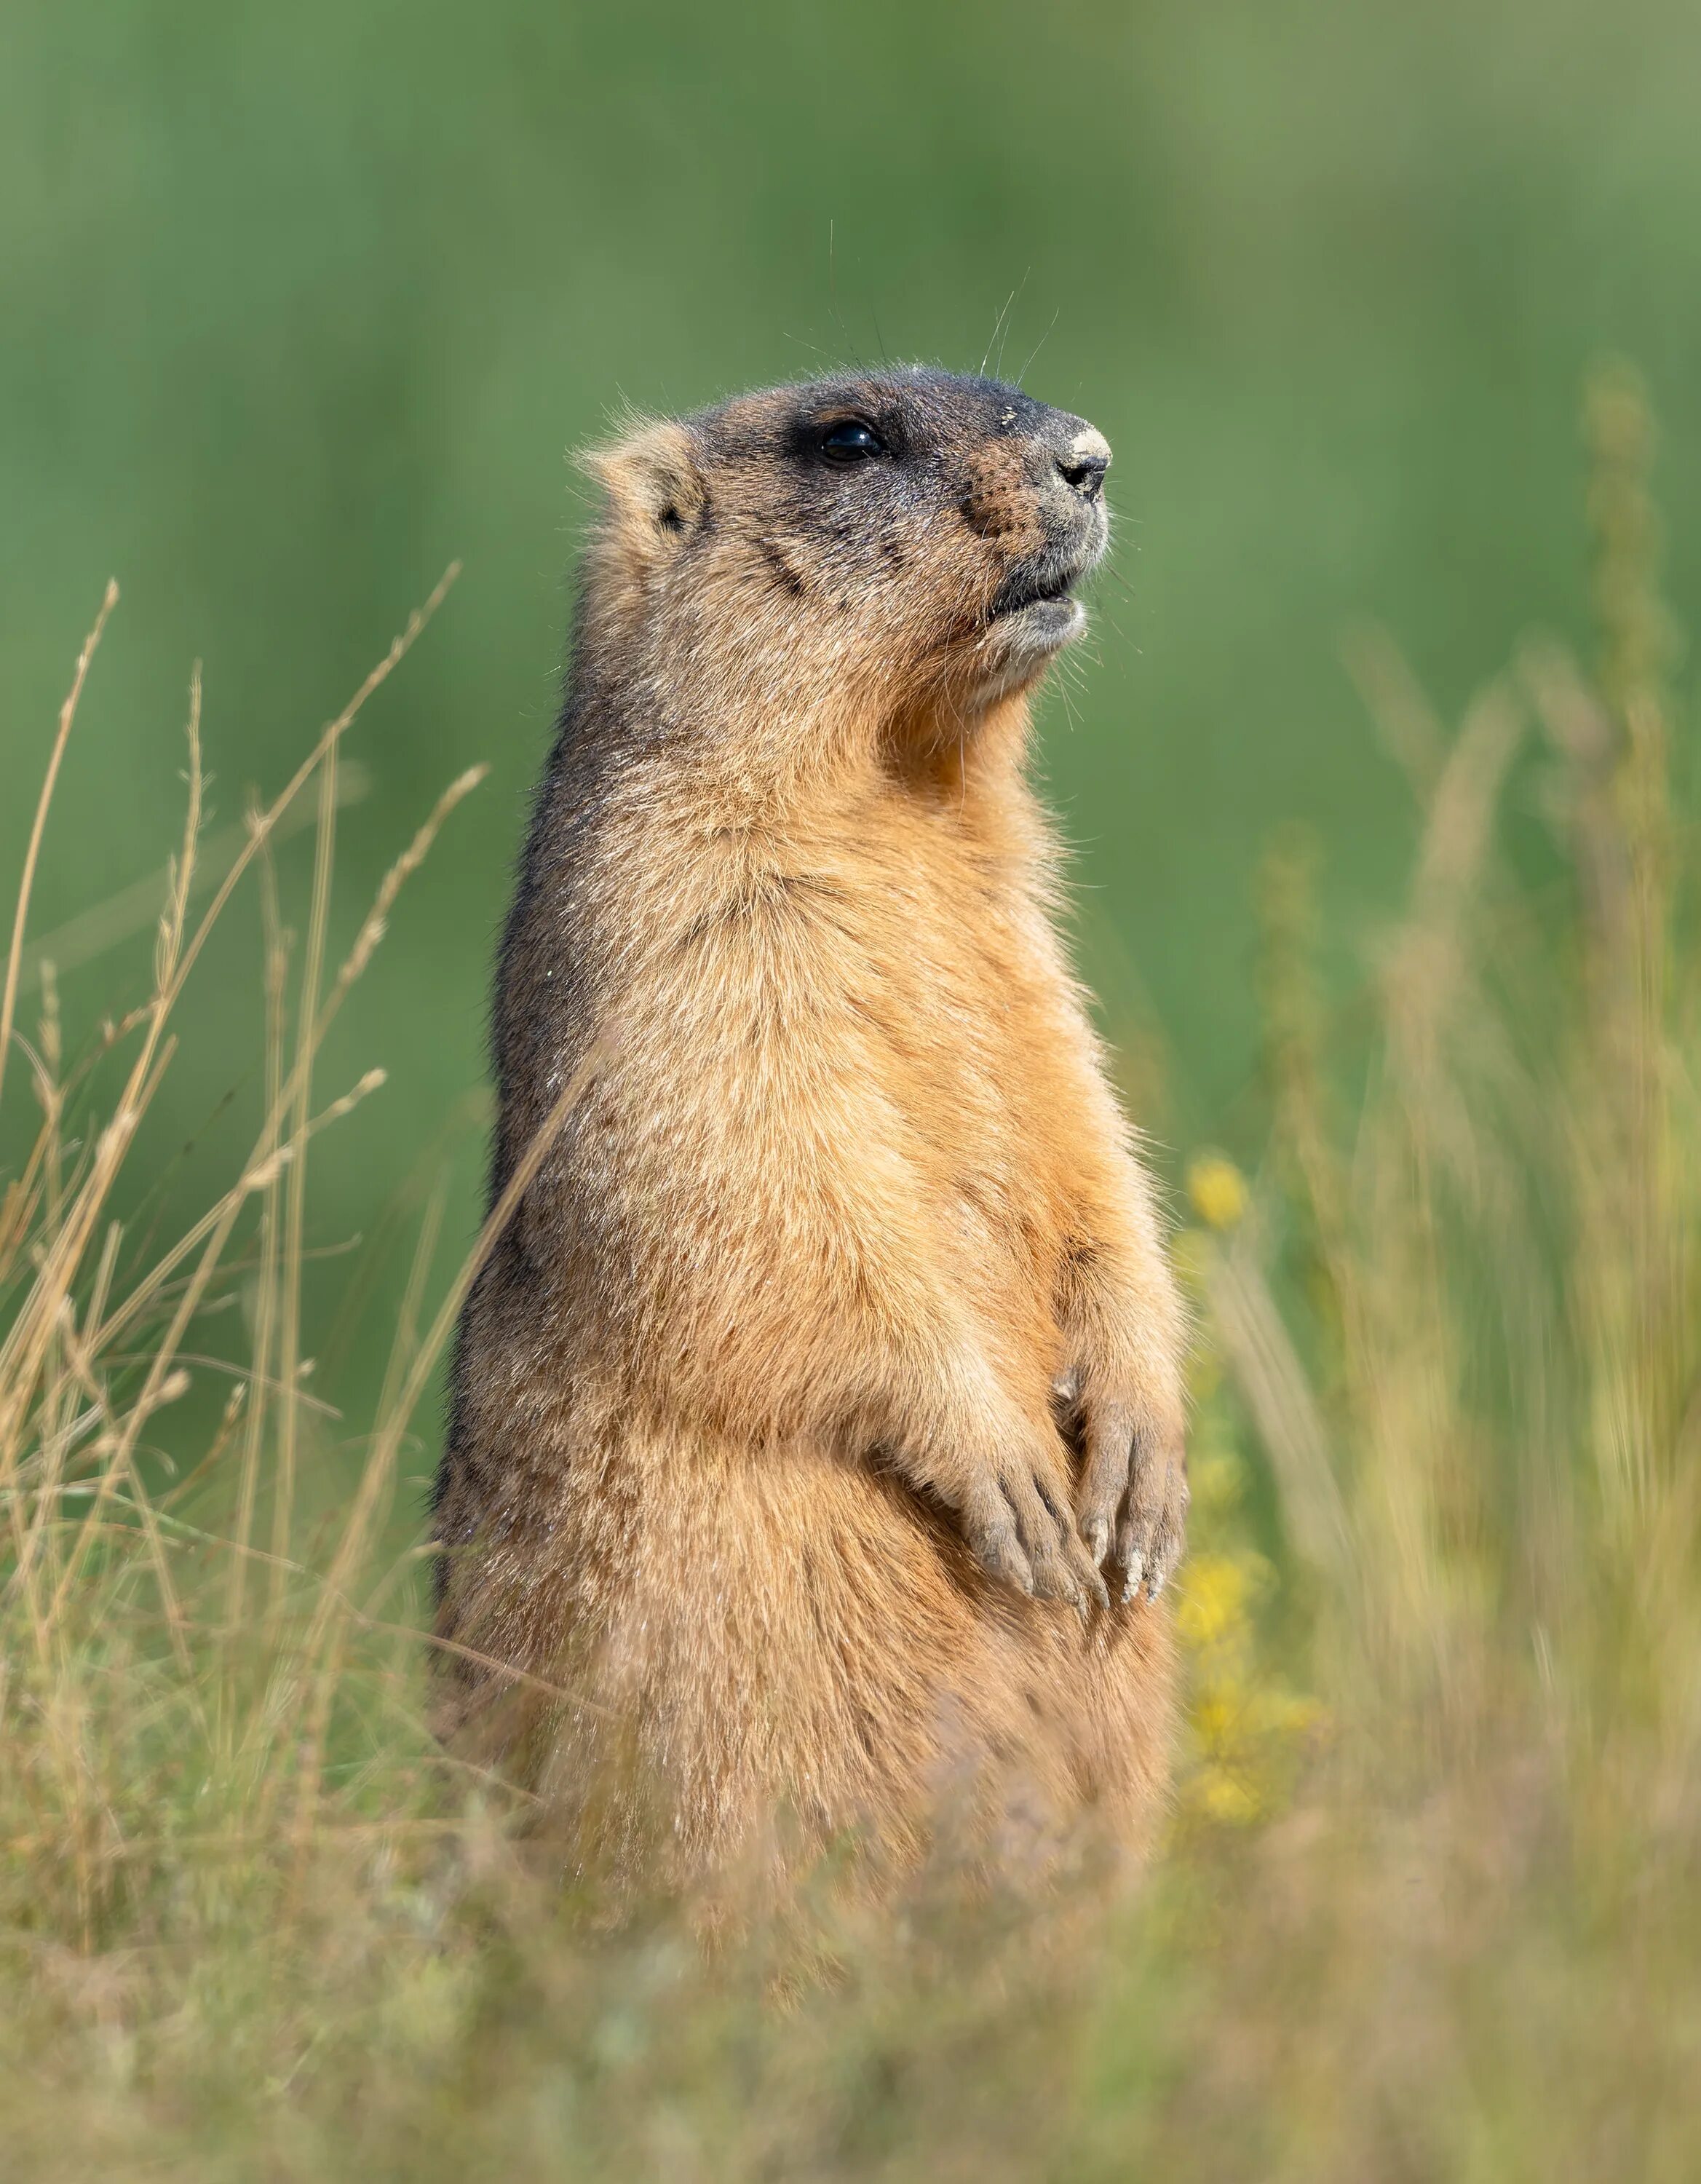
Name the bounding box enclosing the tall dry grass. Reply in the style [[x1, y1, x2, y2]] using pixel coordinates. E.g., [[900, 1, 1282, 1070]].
[[1, 368, 1698, 2181]]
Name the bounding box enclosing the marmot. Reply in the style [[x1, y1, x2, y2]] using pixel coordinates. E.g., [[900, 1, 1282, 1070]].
[[433, 368, 1189, 1886]]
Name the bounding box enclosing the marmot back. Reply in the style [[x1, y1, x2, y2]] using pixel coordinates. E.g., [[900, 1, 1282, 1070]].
[[434, 368, 1189, 1887]]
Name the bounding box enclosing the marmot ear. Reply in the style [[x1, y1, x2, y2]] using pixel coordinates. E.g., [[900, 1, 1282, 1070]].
[[579, 419, 706, 553]]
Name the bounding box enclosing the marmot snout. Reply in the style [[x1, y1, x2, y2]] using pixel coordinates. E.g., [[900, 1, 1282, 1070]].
[[435, 368, 1189, 1886]]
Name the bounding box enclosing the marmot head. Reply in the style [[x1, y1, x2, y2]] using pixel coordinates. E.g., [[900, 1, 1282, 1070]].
[[577, 368, 1112, 740]]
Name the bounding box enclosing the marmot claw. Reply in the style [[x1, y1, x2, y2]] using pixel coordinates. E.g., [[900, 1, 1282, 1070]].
[[1072, 1395, 1189, 1607], [963, 1452, 1111, 1613]]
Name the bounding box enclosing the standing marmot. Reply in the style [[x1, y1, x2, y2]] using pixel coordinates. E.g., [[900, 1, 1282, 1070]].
[[433, 368, 1189, 1886]]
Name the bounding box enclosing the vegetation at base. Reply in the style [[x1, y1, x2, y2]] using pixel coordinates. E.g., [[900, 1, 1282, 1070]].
[[2, 367, 1699, 2180]]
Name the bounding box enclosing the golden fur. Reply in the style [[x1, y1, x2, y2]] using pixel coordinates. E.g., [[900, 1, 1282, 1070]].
[[433, 368, 1189, 1885]]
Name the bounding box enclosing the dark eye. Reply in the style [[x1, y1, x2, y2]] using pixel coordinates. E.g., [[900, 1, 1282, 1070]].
[[819, 419, 887, 467]]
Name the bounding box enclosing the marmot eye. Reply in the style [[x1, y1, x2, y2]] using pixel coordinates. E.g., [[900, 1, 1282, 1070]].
[[819, 419, 887, 467]]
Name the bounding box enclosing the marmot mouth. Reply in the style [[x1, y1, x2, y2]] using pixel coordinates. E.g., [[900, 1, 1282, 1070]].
[[988, 565, 1081, 620]]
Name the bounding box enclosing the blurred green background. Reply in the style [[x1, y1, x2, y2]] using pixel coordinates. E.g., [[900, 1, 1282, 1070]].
[[4, 0, 1698, 1424]]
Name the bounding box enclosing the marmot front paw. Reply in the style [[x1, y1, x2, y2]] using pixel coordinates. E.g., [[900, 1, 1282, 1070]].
[[1071, 1392, 1188, 1603], [959, 1441, 1111, 1612]]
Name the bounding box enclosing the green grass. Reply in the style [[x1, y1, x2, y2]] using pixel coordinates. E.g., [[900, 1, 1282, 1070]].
[[1, 365, 1698, 2180]]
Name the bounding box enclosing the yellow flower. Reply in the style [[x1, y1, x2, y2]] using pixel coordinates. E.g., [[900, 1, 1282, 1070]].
[[1186, 1152, 1248, 1232], [1190, 1692, 1247, 1748], [1192, 1770, 1262, 1826], [1176, 1551, 1271, 1649]]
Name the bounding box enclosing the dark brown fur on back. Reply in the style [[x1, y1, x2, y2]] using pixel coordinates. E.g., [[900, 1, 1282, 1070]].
[[434, 368, 1189, 1886]]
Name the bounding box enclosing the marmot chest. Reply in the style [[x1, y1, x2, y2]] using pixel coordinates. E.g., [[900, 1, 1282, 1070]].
[[796, 832, 1070, 1309]]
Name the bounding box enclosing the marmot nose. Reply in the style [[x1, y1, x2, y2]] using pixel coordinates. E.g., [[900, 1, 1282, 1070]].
[[1055, 426, 1111, 502]]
